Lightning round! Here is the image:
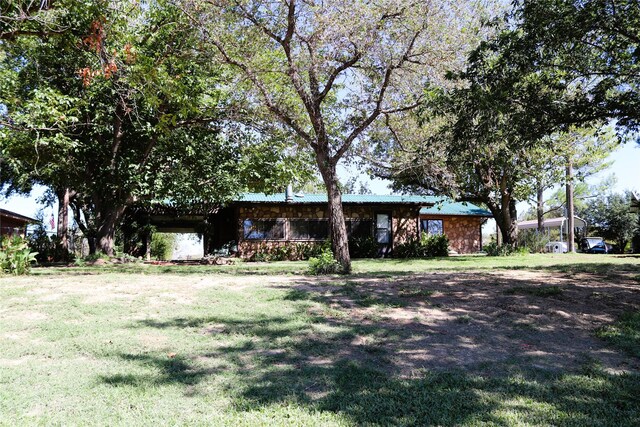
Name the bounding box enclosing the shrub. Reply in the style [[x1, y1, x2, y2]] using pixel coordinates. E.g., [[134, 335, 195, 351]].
[[308, 248, 341, 275], [0, 236, 38, 275], [517, 230, 550, 254], [250, 241, 329, 262], [395, 233, 449, 258], [150, 233, 175, 260], [426, 233, 450, 257], [28, 228, 71, 263], [484, 242, 528, 256], [349, 236, 379, 258]]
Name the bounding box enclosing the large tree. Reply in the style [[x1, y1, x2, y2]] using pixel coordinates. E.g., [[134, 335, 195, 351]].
[[185, 0, 487, 272], [582, 191, 639, 252], [515, 0, 640, 132], [372, 6, 627, 245], [521, 125, 619, 232], [371, 27, 576, 245], [1, 0, 311, 255]]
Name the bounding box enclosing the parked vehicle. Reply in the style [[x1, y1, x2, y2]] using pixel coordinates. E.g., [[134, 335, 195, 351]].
[[580, 237, 612, 254]]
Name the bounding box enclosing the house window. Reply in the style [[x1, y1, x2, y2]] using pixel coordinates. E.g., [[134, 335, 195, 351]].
[[289, 219, 329, 240], [421, 219, 444, 235], [346, 219, 373, 238], [375, 213, 391, 244], [243, 219, 285, 240]]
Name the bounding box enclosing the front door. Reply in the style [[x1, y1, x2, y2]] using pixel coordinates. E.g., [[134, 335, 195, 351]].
[[375, 212, 392, 257]]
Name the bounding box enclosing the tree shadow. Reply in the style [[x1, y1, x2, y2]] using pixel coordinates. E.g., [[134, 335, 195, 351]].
[[98, 271, 640, 424]]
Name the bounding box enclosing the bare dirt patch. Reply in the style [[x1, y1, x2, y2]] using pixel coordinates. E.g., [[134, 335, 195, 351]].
[[285, 270, 640, 376]]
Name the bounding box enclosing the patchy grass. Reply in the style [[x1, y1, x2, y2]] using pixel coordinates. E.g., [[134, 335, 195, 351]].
[[2, 259, 640, 425], [598, 311, 640, 358], [30, 253, 640, 278]]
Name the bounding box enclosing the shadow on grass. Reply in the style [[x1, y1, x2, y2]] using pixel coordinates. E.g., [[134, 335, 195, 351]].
[[99, 269, 640, 426], [104, 310, 640, 426]]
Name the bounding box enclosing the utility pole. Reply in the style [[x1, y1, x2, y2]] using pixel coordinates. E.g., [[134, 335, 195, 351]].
[[566, 160, 575, 253]]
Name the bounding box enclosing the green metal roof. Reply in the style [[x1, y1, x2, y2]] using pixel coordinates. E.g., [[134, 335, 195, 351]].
[[236, 193, 492, 217], [420, 201, 492, 217], [237, 193, 442, 204]]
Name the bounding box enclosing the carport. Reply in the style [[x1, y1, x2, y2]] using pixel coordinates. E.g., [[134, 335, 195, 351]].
[[517, 216, 587, 244]]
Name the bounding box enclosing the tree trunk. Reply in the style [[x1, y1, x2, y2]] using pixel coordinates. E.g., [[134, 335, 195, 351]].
[[56, 188, 70, 259], [488, 198, 518, 247], [536, 185, 544, 233], [316, 153, 351, 273], [87, 237, 97, 255], [96, 205, 127, 256], [566, 161, 575, 252]]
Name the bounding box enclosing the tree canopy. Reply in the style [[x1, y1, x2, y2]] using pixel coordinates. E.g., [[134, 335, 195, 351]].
[[185, 0, 489, 271], [1, 0, 313, 255], [372, 1, 631, 246]]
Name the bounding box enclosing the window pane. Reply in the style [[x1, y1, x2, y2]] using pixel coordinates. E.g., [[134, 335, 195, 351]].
[[376, 214, 389, 229], [308, 220, 328, 239], [376, 229, 390, 244], [243, 219, 284, 240], [426, 219, 443, 235], [290, 219, 328, 240], [347, 220, 373, 238], [290, 220, 309, 239], [244, 219, 263, 239], [266, 220, 285, 239]]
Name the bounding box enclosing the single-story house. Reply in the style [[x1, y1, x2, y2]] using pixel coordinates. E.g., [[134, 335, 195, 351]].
[[0, 208, 36, 238], [206, 192, 492, 258]]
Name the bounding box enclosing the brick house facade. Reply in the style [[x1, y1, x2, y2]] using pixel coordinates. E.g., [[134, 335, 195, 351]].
[[235, 202, 421, 258], [221, 194, 491, 257], [419, 214, 484, 254]]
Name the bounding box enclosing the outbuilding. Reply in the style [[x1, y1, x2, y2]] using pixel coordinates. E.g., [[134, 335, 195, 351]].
[[0, 209, 36, 238]]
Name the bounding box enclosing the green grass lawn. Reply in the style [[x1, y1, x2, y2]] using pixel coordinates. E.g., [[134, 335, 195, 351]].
[[1, 254, 639, 426], [33, 252, 640, 277]]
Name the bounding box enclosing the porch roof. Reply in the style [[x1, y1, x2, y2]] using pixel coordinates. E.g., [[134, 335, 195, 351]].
[[0, 208, 37, 224]]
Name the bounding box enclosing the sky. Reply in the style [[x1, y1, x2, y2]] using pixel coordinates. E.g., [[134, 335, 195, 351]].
[[2, 141, 639, 223]]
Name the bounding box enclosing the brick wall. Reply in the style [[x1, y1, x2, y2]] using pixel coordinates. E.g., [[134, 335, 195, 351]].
[[391, 206, 419, 248], [420, 214, 483, 254], [235, 203, 420, 258]]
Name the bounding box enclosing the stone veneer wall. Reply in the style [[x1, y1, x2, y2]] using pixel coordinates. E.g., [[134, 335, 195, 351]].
[[420, 214, 483, 254], [236, 204, 419, 258]]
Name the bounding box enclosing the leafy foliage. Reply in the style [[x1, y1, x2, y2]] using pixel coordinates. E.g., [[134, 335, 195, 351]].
[[0, 236, 38, 275], [308, 248, 341, 275], [26, 210, 72, 263], [515, 0, 640, 131], [192, 0, 489, 272], [394, 233, 449, 258], [375, 2, 627, 246], [1, 0, 314, 256], [251, 241, 328, 262], [581, 192, 639, 252], [483, 242, 528, 257], [517, 230, 551, 254], [150, 233, 176, 261], [348, 236, 379, 259]]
